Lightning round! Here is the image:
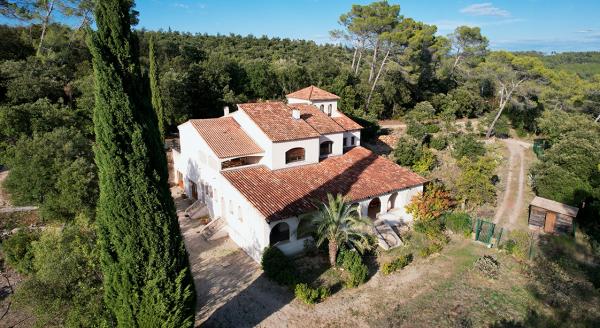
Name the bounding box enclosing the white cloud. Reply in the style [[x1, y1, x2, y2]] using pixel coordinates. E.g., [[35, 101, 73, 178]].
[[460, 3, 511, 17]]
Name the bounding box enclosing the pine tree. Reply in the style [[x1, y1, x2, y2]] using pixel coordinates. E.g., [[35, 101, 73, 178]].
[[87, 1, 195, 326], [149, 35, 165, 140]]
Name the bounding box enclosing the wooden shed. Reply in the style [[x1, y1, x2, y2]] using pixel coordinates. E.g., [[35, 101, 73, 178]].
[[528, 196, 579, 234]]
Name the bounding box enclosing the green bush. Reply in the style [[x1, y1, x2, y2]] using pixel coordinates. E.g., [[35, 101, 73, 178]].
[[419, 243, 443, 258], [412, 148, 437, 174], [2, 229, 39, 274], [413, 219, 445, 241], [425, 124, 440, 134], [394, 136, 422, 167], [406, 121, 430, 141], [382, 253, 413, 275], [429, 136, 447, 150], [452, 134, 485, 160], [261, 246, 297, 286], [294, 283, 330, 304], [443, 212, 472, 236], [502, 231, 531, 259], [337, 248, 368, 288]]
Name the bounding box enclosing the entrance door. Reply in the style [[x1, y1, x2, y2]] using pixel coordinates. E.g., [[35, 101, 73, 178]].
[[190, 181, 198, 200], [544, 212, 556, 233]]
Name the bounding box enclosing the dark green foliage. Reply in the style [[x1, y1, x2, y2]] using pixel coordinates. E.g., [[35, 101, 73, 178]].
[[406, 120, 430, 141], [413, 219, 446, 241], [394, 136, 423, 167], [337, 247, 368, 288], [294, 283, 330, 304], [381, 253, 413, 275], [452, 134, 486, 160], [442, 212, 472, 236], [88, 1, 195, 326], [149, 36, 165, 140], [2, 229, 39, 274], [12, 216, 110, 327], [261, 246, 297, 286], [429, 136, 447, 150], [0, 57, 69, 104], [2, 128, 97, 220]]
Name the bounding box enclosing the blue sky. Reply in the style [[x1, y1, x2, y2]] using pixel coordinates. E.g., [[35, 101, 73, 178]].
[[2, 1, 600, 52], [132, 0, 600, 53]]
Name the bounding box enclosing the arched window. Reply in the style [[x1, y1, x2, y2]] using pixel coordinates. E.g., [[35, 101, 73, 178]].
[[327, 104, 332, 116], [269, 222, 290, 245], [285, 147, 305, 164], [319, 104, 325, 112], [319, 141, 333, 157]]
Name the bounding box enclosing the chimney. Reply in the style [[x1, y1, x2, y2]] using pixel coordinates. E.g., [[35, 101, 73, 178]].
[[223, 106, 230, 116], [292, 109, 301, 120]]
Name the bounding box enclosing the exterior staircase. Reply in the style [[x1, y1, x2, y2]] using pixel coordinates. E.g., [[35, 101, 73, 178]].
[[199, 217, 226, 241], [373, 219, 403, 250], [184, 200, 208, 220]]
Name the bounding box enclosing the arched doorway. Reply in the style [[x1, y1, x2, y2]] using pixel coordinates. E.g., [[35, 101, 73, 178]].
[[388, 192, 398, 210], [367, 198, 381, 220], [269, 222, 290, 245]]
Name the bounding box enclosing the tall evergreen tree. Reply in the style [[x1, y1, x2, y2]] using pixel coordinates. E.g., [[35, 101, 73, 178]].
[[87, 1, 195, 326], [149, 35, 165, 140]]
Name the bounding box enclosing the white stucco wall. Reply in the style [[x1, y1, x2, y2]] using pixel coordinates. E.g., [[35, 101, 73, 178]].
[[272, 138, 320, 170], [286, 97, 311, 105], [343, 130, 361, 148], [319, 133, 344, 157], [311, 100, 339, 117], [230, 109, 274, 169]]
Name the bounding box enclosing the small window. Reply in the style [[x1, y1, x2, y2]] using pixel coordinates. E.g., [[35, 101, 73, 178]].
[[285, 147, 305, 164], [320, 141, 333, 157], [319, 104, 324, 112], [351, 136, 356, 145], [327, 104, 332, 116], [343, 137, 348, 147]]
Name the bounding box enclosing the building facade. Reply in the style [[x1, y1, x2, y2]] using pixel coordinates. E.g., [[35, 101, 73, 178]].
[[173, 86, 426, 262]]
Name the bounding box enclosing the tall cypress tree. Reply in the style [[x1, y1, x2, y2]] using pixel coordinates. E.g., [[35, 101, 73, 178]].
[[87, 1, 195, 326], [149, 35, 165, 141]]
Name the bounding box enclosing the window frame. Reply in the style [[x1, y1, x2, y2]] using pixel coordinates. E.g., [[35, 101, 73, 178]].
[[319, 141, 333, 157], [285, 147, 306, 164]]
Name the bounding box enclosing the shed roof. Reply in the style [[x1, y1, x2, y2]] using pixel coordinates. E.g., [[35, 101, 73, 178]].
[[530, 196, 579, 217]]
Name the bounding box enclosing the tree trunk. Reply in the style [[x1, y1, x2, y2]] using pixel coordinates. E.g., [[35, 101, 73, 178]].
[[328, 240, 338, 267], [365, 48, 390, 111], [595, 113, 600, 123], [355, 49, 363, 75], [368, 39, 380, 83], [36, 0, 56, 57], [449, 54, 462, 77], [485, 102, 506, 138], [351, 47, 358, 71]]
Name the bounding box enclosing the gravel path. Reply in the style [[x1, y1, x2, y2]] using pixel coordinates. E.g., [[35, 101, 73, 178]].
[[494, 139, 532, 228]]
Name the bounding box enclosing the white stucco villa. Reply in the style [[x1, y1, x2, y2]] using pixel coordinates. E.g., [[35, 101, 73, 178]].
[[173, 86, 426, 262]]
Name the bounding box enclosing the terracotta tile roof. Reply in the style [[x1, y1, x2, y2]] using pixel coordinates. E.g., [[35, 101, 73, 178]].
[[332, 114, 363, 131], [286, 85, 340, 101], [222, 147, 426, 222], [238, 102, 320, 142], [190, 117, 264, 159], [288, 103, 345, 135]]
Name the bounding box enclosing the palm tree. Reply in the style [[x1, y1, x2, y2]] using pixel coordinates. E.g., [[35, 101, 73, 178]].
[[312, 193, 372, 266]]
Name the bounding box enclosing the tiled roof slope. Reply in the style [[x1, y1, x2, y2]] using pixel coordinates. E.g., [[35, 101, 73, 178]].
[[332, 115, 363, 131], [222, 147, 426, 222], [190, 117, 264, 158], [238, 102, 321, 142], [286, 85, 340, 101], [288, 103, 345, 135]]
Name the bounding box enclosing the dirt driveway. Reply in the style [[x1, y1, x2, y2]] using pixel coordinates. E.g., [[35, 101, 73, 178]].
[[493, 138, 534, 230]]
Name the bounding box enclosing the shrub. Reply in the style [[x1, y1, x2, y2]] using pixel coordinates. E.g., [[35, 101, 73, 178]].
[[474, 255, 500, 279], [430, 136, 447, 150], [452, 134, 485, 160], [408, 101, 435, 122], [382, 253, 413, 275], [406, 121, 430, 141], [443, 212, 472, 236], [294, 283, 330, 304], [425, 124, 440, 134], [419, 243, 443, 258], [337, 248, 368, 288], [412, 148, 437, 174], [394, 136, 422, 167], [413, 219, 445, 240], [502, 230, 531, 259], [261, 246, 297, 286], [2, 229, 39, 274]]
